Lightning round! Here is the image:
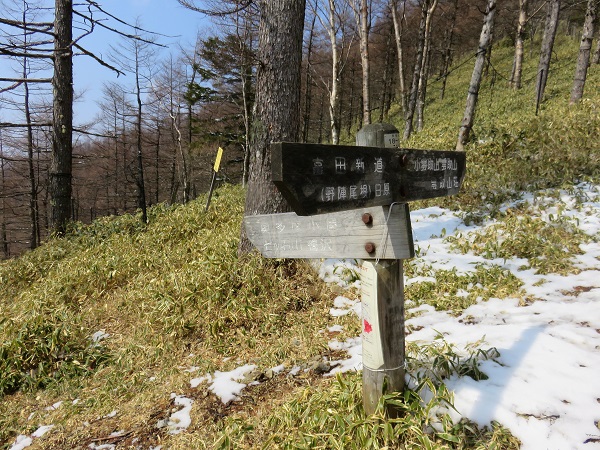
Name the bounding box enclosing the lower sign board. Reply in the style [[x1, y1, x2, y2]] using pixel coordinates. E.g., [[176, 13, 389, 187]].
[[244, 204, 414, 260]]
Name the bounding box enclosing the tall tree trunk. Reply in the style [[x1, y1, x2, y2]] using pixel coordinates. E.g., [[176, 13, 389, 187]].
[[50, 0, 74, 235], [238, 12, 254, 181], [0, 131, 9, 259], [403, 0, 429, 140], [303, 0, 317, 143], [510, 0, 529, 89], [327, 0, 342, 144], [416, 0, 438, 132], [354, 0, 372, 125], [439, 0, 459, 100], [391, 0, 408, 115], [155, 116, 161, 204], [22, 5, 39, 249], [238, 0, 306, 255], [592, 34, 600, 64], [535, 0, 560, 112], [569, 0, 598, 103], [134, 45, 148, 223], [456, 0, 497, 151], [379, 22, 394, 123]]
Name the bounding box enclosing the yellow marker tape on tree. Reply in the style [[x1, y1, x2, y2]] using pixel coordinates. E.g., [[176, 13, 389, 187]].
[[214, 147, 224, 172]]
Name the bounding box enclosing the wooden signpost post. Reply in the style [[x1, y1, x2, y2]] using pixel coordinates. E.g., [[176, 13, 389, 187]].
[[244, 123, 466, 415]]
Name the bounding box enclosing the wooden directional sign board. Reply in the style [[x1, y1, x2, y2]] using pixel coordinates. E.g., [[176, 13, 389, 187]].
[[272, 142, 466, 216], [244, 204, 414, 260]]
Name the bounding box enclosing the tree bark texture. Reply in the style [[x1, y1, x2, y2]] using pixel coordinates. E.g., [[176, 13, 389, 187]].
[[593, 34, 600, 64], [569, 0, 598, 103], [391, 0, 407, 115], [439, 0, 459, 100], [356, 0, 371, 126], [456, 0, 497, 151], [134, 44, 148, 223], [510, 0, 528, 89], [416, 0, 438, 132], [327, 0, 342, 144], [238, 0, 306, 255], [535, 0, 560, 111], [50, 0, 73, 235], [403, 0, 429, 140]]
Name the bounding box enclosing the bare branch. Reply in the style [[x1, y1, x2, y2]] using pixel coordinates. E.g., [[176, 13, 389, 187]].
[[0, 48, 54, 59], [0, 77, 52, 83], [177, 0, 254, 16], [72, 43, 125, 76], [72, 10, 167, 47], [0, 122, 53, 128], [0, 17, 54, 32], [73, 127, 117, 138]]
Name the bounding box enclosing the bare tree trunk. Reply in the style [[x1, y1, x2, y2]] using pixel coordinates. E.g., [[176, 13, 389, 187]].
[[510, 0, 528, 89], [0, 131, 9, 259], [456, 0, 497, 151], [22, 6, 39, 249], [327, 0, 342, 143], [238, 12, 254, 182], [593, 34, 600, 64], [439, 0, 459, 100], [50, 0, 74, 235], [353, 0, 371, 125], [535, 0, 560, 112], [391, 0, 408, 115], [378, 22, 394, 123], [569, 0, 598, 103], [403, 0, 430, 140], [238, 0, 306, 255], [134, 44, 148, 223], [302, 1, 317, 144], [155, 115, 161, 204], [416, 0, 438, 132]]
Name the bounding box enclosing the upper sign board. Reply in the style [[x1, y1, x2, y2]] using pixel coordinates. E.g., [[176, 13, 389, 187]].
[[272, 142, 466, 216]]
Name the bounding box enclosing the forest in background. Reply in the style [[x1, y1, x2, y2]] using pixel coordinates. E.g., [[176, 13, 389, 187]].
[[1, 0, 598, 257]]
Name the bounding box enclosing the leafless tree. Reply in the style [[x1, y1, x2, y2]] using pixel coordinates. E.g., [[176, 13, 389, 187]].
[[350, 0, 372, 126], [390, 0, 407, 114], [403, 0, 435, 140], [569, 0, 597, 103], [535, 0, 560, 113], [456, 0, 497, 151], [509, 0, 529, 89]]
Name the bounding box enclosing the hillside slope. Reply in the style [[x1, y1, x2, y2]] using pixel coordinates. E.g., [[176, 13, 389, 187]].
[[1, 32, 599, 449]]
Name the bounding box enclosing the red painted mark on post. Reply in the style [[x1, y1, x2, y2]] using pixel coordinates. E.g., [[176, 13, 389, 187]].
[[363, 319, 373, 334]]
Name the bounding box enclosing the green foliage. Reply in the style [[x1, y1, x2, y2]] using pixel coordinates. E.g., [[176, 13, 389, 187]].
[[1, 31, 597, 450], [404, 263, 523, 314], [407, 335, 499, 383], [0, 310, 110, 397], [397, 34, 599, 217], [447, 207, 594, 275], [214, 339, 517, 450]]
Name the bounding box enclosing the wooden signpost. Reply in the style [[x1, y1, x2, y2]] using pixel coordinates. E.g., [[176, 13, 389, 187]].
[[272, 142, 466, 216], [244, 205, 413, 260], [244, 123, 466, 415]]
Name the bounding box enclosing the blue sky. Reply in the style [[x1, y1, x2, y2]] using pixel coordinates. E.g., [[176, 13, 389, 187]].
[[73, 0, 209, 125]]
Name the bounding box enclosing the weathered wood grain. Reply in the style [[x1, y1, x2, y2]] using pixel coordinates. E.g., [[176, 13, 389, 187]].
[[271, 142, 466, 215], [244, 204, 414, 259]]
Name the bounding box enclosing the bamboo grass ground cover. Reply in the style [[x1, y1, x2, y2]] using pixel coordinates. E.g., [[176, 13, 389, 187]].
[[1, 32, 599, 449]]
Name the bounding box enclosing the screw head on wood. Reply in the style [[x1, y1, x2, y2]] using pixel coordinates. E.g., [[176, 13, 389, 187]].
[[362, 213, 373, 225], [365, 242, 376, 254]]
